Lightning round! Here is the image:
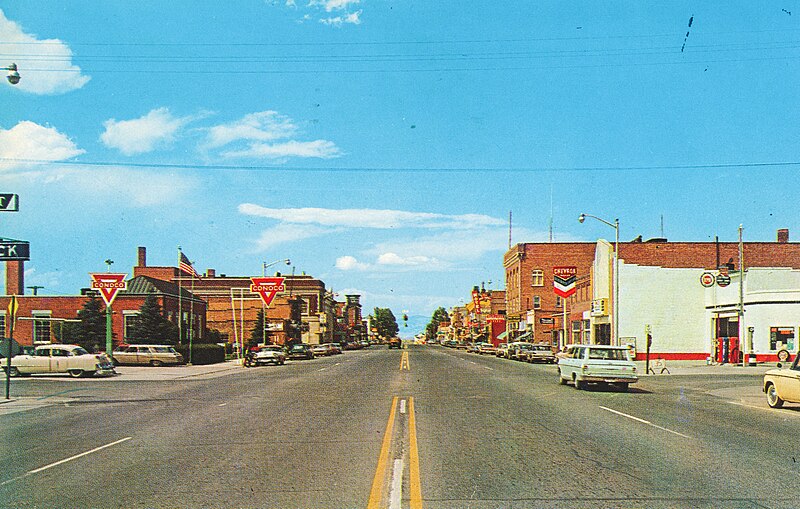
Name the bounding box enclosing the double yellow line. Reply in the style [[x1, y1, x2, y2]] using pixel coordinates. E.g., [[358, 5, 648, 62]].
[[400, 351, 410, 370]]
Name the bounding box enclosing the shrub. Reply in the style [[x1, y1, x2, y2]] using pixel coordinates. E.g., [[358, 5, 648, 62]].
[[175, 343, 225, 365]]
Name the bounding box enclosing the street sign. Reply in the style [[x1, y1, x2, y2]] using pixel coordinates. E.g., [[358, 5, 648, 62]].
[[90, 273, 128, 306], [539, 317, 555, 324], [0, 240, 29, 261], [0, 194, 19, 212], [553, 266, 577, 298], [250, 277, 285, 306], [700, 272, 716, 287], [716, 274, 731, 287], [0, 337, 21, 358], [7, 295, 18, 321]]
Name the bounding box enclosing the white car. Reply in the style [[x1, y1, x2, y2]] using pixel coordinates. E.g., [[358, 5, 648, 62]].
[[763, 354, 800, 408], [557, 344, 638, 391], [4, 344, 115, 378], [245, 345, 286, 367]]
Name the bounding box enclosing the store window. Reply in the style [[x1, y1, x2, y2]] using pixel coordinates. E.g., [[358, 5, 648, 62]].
[[770, 327, 795, 351], [572, 320, 581, 343], [583, 319, 591, 343]]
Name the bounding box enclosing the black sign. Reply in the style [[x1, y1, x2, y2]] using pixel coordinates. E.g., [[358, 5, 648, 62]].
[[0, 194, 18, 212], [0, 241, 29, 261], [539, 317, 555, 324], [716, 274, 731, 287]]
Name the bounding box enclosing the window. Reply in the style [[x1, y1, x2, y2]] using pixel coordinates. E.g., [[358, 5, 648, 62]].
[[583, 320, 591, 343], [123, 311, 141, 340], [555, 296, 562, 308], [770, 327, 795, 351], [0, 311, 5, 339], [533, 296, 541, 309], [572, 321, 582, 343], [32, 311, 52, 344], [531, 270, 544, 287]]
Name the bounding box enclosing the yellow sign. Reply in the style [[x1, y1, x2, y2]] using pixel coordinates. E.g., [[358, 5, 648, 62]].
[[7, 295, 18, 321]]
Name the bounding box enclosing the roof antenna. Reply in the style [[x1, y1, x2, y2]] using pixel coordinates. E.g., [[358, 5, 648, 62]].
[[508, 210, 512, 248], [549, 184, 554, 243], [660, 214, 664, 237]]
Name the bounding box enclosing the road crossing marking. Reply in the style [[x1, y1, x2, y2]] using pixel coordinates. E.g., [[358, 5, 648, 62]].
[[600, 406, 690, 438]]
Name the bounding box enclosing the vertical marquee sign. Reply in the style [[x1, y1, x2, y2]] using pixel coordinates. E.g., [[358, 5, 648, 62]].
[[90, 273, 128, 360], [471, 286, 482, 314], [553, 266, 577, 349]]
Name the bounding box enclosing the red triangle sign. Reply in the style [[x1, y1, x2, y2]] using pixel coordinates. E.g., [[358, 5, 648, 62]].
[[250, 277, 285, 306], [90, 273, 128, 307]]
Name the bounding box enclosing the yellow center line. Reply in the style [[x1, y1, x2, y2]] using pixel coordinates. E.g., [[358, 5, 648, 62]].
[[400, 351, 410, 370], [367, 396, 398, 509], [408, 397, 423, 509]]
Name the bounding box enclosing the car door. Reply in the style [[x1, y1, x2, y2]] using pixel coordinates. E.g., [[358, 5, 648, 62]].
[[776, 359, 800, 402], [50, 348, 72, 373]]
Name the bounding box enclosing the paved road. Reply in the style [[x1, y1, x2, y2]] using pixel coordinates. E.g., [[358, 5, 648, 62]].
[[1, 346, 799, 508]]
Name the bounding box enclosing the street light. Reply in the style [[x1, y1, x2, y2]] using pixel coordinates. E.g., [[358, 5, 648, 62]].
[[3, 63, 20, 85], [261, 259, 291, 344], [579, 213, 620, 346]]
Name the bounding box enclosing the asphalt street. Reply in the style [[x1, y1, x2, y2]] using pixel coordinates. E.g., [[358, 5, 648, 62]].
[[1, 346, 799, 509]]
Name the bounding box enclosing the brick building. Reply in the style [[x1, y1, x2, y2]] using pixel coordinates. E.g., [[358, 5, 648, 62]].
[[132, 247, 337, 348], [505, 230, 800, 349]]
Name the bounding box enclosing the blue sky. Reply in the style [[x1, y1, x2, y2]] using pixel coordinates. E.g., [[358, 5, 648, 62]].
[[1, 2, 799, 334]]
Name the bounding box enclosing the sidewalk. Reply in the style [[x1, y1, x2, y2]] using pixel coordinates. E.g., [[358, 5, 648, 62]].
[[636, 359, 775, 376]]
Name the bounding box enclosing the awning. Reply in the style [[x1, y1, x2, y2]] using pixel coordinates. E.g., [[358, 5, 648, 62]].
[[497, 331, 508, 340], [516, 332, 532, 342]]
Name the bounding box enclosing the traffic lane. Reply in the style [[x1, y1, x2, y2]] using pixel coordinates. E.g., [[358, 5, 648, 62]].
[[0, 349, 400, 508], [407, 346, 799, 508]]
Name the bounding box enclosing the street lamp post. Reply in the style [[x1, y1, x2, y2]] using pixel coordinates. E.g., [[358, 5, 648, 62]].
[[3, 63, 20, 85], [579, 213, 620, 346], [261, 258, 291, 344]]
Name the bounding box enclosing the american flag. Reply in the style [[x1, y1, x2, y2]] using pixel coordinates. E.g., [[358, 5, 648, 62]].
[[179, 252, 199, 277]]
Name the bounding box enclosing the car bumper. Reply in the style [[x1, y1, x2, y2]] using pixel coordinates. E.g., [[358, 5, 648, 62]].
[[581, 374, 638, 383]]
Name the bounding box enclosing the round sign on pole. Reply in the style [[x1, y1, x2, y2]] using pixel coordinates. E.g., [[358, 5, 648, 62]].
[[716, 274, 731, 287], [700, 272, 715, 287]]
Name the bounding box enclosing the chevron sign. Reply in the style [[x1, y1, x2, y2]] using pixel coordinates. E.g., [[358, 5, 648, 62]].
[[553, 266, 577, 298]]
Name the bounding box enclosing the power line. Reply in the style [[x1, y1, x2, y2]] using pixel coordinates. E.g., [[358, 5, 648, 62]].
[[3, 158, 800, 173]]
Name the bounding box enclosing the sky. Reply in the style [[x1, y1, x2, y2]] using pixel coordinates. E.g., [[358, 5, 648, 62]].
[[1, 2, 800, 335]]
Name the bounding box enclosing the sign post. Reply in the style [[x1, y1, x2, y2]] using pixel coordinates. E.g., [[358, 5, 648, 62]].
[[4, 295, 19, 399], [90, 273, 127, 362], [250, 276, 285, 350]]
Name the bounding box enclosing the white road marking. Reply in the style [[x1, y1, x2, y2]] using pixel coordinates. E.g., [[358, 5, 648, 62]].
[[599, 406, 690, 438], [400, 399, 407, 414], [389, 458, 403, 509], [483, 365, 494, 371], [1, 437, 133, 486], [218, 403, 227, 407]]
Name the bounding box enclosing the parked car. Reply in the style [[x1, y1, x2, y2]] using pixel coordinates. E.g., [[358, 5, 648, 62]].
[[467, 343, 481, 354], [245, 345, 286, 366], [287, 343, 314, 360], [112, 344, 184, 366], [3, 344, 115, 378], [311, 343, 333, 356], [496, 343, 509, 358], [508, 342, 535, 361], [557, 344, 638, 391], [764, 354, 800, 408], [478, 342, 497, 355], [526, 344, 557, 364], [388, 338, 402, 349], [329, 343, 343, 354]]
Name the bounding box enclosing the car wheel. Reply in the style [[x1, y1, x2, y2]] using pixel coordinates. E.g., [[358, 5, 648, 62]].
[[558, 370, 567, 385], [766, 383, 785, 408], [150, 360, 164, 367], [616, 383, 629, 392], [3, 366, 20, 377], [574, 376, 586, 390], [68, 369, 84, 378]]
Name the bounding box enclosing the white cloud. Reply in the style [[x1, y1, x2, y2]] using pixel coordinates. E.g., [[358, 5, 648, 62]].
[[101, 108, 193, 156], [223, 139, 341, 160], [335, 255, 369, 271], [0, 121, 84, 171], [376, 252, 436, 266], [60, 167, 198, 207], [206, 111, 298, 149], [320, 10, 362, 26], [0, 9, 90, 94], [310, 0, 360, 12], [238, 204, 505, 229], [253, 223, 337, 251]]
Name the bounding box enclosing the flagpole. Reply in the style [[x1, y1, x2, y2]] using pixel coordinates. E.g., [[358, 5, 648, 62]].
[[189, 264, 195, 365]]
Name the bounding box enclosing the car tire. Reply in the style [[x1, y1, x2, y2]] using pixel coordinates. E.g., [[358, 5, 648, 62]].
[[616, 382, 629, 392], [68, 369, 84, 378], [766, 383, 785, 408], [558, 370, 567, 385], [574, 376, 586, 390], [3, 366, 20, 377], [150, 360, 164, 367]]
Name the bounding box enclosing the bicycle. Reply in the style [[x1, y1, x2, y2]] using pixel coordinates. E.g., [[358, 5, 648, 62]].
[[648, 358, 670, 375]]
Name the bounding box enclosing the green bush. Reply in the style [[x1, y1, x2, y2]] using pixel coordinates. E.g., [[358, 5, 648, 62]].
[[176, 343, 225, 365]]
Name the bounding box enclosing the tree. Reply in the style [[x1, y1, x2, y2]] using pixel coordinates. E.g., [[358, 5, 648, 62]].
[[128, 293, 178, 344], [372, 307, 399, 339], [425, 307, 450, 342], [56, 295, 107, 352]]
